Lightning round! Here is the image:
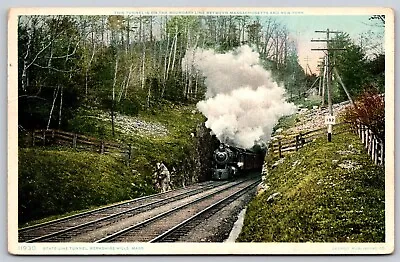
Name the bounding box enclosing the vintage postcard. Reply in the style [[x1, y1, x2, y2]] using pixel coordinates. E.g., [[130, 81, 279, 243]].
[[8, 7, 394, 255]]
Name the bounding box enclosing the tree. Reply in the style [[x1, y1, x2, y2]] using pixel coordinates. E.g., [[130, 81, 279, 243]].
[[17, 14, 308, 133], [330, 33, 368, 102], [343, 90, 384, 141]]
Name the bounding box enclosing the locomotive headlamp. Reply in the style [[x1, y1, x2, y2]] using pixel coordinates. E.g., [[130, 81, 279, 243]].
[[216, 152, 228, 162]]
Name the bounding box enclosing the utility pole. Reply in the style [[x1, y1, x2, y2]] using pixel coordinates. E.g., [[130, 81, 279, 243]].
[[318, 57, 326, 100], [311, 29, 344, 142], [304, 56, 310, 75], [317, 58, 325, 98], [321, 56, 327, 107]]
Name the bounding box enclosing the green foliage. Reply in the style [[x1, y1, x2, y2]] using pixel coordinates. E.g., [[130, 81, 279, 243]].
[[131, 103, 204, 171], [67, 115, 108, 138], [330, 33, 385, 103], [19, 103, 206, 226], [238, 125, 385, 242], [334, 44, 368, 101], [163, 76, 186, 102], [282, 52, 308, 99], [115, 99, 141, 116], [365, 54, 385, 93], [18, 147, 155, 225], [166, 16, 200, 36], [273, 114, 299, 132]]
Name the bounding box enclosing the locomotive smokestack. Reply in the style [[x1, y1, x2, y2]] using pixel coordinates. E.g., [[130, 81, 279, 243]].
[[183, 45, 296, 149]]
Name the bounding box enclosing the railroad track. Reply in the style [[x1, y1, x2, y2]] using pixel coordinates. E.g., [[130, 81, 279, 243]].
[[18, 180, 227, 243], [97, 177, 260, 243]]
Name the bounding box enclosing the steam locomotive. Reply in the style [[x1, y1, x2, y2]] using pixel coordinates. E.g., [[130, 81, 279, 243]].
[[211, 143, 265, 180]]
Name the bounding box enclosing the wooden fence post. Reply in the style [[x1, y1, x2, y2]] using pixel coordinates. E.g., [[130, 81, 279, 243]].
[[361, 125, 365, 144], [299, 132, 304, 148], [371, 134, 375, 164], [127, 144, 132, 164], [373, 136, 378, 165], [368, 130, 372, 155], [295, 135, 299, 151], [32, 131, 35, 147], [100, 141, 105, 154], [380, 141, 384, 165], [278, 139, 282, 158], [378, 140, 382, 164], [43, 130, 46, 146], [73, 134, 77, 149], [363, 126, 367, 148], [271, 141, 274, 158]]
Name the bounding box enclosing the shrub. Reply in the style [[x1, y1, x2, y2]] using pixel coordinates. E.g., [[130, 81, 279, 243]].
[[18, 148, 156, 225], [67, 115, 107, 138], [342, 89, 384, 141], [115, 99, 141, 116]]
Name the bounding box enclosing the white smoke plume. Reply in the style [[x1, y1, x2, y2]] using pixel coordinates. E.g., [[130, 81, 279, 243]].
[[183, 45, 296, 149]]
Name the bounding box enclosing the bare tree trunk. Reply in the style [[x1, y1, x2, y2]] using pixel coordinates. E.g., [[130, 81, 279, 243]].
[[194, 36, 205, 99], [126, 16, 130, 53], [141, 43, 146, 89], [283, 31, 288, 67], [58, 37, 72, 129], [265, 36, 275, 59], [321, 56, 327, 107], [46, 85, 60, 130], [138, 15, 142, 43], [241, 17, 247, 43], [184, 26, 191, 98], [111, 55, 119, 137], [85, 41, 95, 96], [47, 42, 54, 75], [158, 39, 162, 69], [146, 80, 151, 108], [274, 30, 279, 69], [170, 27, 178, 76], [119, 63, 134, 102], [161, 33, 170, 97], [118, 74, 128, 101], [21, 24, 32, 92], [153, 37, 158, 69], [101, 16, 105, 44], [124, 64, 135, 99], [58, 86, 63, 128], [149, 16, 153, 42], [165, 33, 176, 86]]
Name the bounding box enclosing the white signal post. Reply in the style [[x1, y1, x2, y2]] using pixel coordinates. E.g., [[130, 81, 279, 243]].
[[325, 115, 336, 139]]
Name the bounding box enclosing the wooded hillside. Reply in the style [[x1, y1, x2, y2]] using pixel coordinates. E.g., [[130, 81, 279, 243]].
[[18, 15, 312, 134]]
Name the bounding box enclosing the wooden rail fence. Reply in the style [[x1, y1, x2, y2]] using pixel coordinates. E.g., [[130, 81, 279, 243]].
[[269, 123, 348, 158], [27, 129, 132, 162], [269, 122, 384, 166]]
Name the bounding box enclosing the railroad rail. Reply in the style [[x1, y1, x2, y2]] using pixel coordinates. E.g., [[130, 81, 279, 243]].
[[18, 180, 227, 243], [150, 178, 260, 242], [96, 177, 260, 243]]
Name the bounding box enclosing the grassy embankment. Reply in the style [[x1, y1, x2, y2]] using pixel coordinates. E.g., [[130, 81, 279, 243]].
[[238, 117, 385, 242], [19, 103, 205, 227]]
